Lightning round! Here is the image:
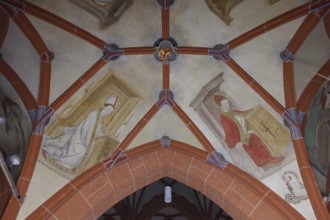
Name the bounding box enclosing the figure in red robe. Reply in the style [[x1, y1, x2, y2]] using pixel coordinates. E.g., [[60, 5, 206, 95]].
[[213, 94, 284, 168]]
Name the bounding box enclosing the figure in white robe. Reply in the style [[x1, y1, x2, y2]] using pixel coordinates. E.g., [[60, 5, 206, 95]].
[[42, 95, 118, 169], [283, 171, 308, 204]]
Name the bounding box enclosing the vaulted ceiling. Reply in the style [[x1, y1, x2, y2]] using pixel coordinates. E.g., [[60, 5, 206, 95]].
[[0, 0, 329, 219]]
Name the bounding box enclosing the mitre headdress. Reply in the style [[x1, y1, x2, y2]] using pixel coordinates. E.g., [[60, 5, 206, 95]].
[[104, 95, 118, 109]]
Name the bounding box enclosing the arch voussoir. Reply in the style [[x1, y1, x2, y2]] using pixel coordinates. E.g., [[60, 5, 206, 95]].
[[27, 142, 304, 220]]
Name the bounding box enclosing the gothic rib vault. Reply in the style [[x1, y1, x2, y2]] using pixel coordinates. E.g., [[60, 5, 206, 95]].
[[0, 0, 330, 219]]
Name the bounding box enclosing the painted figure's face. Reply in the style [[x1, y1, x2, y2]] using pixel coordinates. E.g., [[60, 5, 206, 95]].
[[220, 99, 230, 113], [101, 105, 115, 117], [283, 175, 292, 183]]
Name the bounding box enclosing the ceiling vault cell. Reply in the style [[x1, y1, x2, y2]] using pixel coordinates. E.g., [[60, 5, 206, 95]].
[[283, 8, 328, 109], [169, 98, 215, 153], [297, 59, 330, 113], [0, 7, 52, 107], [0, 59, 37, 115], [20, 1, 105, 48], [0, 5, 55, 165], [280, 7, 329, 219], [225, 58, 286, 115], [0, 0, 329, 219], [103, 90, 215, 168], [33, 57, 108, 131], [227, 1, 329, 50]]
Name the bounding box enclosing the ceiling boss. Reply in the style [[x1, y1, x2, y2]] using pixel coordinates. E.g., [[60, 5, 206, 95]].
[[154, 39, 178, 64]]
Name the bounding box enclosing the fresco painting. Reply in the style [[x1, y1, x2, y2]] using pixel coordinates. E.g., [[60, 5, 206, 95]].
[[39, 71, 140, 179], [282, 171, 308, 204], [204, 0, 281, 26], [191, 73, 292, 178], [213, 94, 286, 167], [204, 0, 244, 26], [42, 95, 118, 170], [304, 82, 330, 186]]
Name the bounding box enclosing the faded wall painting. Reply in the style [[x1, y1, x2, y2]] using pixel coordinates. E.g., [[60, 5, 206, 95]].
[[0, 92, 32, 181], [39, 71, 141, 179], [282, 171, 308, 204], [204, 0, 280, 26], [191, 73, 292, 179], [204, 0, 244, 26], [304, 81, 330, 193], [68, 0, 133, 28]]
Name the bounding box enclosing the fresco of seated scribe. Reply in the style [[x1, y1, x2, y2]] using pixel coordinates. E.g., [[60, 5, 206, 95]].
[[191, 73, 293, 179], [39, 72, 141, 179]]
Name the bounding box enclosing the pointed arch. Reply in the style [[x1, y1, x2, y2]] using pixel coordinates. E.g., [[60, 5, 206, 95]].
[[27, 140, 303, 220]]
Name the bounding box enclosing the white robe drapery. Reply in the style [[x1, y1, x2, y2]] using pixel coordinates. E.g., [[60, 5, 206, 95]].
[[42, 110, 100, 169]]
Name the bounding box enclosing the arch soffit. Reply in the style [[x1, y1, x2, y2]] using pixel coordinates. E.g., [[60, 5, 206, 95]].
[[27, 140, 304, 220]]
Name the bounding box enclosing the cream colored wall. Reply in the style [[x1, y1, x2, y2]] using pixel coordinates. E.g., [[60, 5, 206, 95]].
[[294, 21, 329, 98], [16, 162, 68, 220], [1, 0, 326, 219], [262, 160, 315, 220]]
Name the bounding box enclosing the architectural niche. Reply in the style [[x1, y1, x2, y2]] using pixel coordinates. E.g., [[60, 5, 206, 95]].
[[204, 0, 281, 25], [39, 72, 141, 179], [190, 73, 293, 179], [68, 0, 133, 28], [204, 0, 244, 26]]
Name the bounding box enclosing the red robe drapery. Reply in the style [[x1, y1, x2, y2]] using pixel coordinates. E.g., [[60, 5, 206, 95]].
[[220, 113, 284, 167]]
